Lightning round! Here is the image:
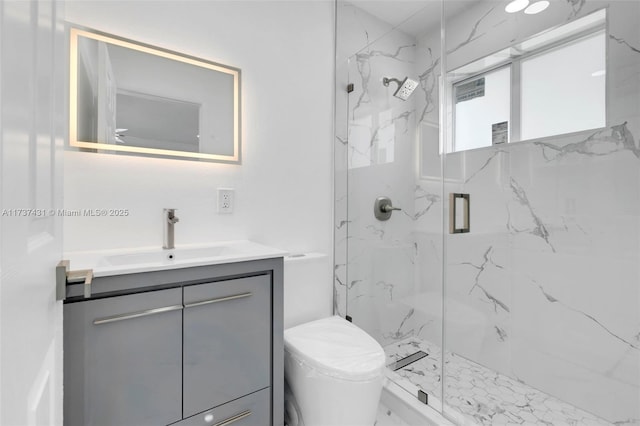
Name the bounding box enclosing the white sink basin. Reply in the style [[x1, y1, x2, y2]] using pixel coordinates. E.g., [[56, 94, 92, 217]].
[[102, 246, 229, 266], [65, 241, 287, 277]]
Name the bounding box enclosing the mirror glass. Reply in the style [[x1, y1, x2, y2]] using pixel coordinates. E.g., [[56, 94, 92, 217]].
[[70, 28, 241, 163]]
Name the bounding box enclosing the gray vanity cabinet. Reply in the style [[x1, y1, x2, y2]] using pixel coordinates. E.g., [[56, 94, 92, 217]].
[[63, 257, 284, 426], [63, 288, 183, 426], [183, 274, 271, 418]]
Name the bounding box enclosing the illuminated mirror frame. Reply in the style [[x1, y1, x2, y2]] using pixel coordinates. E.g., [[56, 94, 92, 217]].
[[69, 27, 241, 164]]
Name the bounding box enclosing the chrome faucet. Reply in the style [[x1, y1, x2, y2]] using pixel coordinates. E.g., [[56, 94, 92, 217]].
[[163, 208, 179, 249]]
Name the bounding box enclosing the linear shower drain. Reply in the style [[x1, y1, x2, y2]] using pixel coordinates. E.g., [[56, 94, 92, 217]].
[[388, 350, 428, 371]]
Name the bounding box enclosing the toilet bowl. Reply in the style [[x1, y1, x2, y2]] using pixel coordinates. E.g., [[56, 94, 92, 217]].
[[284, 316, 386, 426]]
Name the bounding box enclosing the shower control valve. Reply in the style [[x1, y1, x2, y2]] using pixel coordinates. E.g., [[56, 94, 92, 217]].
[[374, 196, 402, 221]]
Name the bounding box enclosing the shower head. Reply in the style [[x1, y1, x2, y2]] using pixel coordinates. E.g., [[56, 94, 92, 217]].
[[383, 76, 418, 101]]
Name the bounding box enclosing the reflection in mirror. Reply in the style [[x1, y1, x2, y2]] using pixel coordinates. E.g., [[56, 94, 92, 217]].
[[70, 27, 241, 163], [116, 92, 200, 152], [447, 8, 606, 153]]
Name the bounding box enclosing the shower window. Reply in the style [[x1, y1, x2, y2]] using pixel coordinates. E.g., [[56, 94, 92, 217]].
[[450, 11, 606, 153], [520, 30, 606, 140], [453, 65, 511, 151]]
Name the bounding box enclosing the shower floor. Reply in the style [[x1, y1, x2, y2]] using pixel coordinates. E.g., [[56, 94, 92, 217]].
[[384, 337, 613, 426]]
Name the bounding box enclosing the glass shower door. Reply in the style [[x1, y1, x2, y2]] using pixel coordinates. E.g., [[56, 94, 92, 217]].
[[334, 0, 446, 413], [441, 0, 640, 424]]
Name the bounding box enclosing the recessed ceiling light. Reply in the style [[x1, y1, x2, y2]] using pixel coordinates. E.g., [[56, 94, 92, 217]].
[[591, 70, 606, 77], [524, 0, 550, 14], [505, 0, 530, 13]]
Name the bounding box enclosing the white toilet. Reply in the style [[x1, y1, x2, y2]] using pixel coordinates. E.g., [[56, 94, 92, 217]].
[[283, 315, 386, 426]]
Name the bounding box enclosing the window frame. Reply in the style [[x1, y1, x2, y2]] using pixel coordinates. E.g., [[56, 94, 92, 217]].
[[449, 24, 608, 153]]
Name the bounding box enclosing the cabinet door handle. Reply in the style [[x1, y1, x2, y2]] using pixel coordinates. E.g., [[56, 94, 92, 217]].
[[93, 304, 183, 325], [184, 292, 252, 309], [213, 410, 251, 426]]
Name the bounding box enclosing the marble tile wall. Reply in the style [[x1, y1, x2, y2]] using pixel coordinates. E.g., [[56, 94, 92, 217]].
[[335, 2, 441, 345], [436, 1, 640, 423], [335, 0, 639, 423]]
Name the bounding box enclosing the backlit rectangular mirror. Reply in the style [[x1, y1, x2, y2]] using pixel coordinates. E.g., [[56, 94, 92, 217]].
[[70, 27, 241, 163]]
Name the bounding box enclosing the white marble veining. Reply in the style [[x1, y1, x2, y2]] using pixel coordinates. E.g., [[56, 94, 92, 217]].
[[385, 336, 616, 426], [337, 2, 426, 348]]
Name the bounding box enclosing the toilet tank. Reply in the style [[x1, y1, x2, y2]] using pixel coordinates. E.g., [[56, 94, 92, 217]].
[[283, 253, 332, 329]]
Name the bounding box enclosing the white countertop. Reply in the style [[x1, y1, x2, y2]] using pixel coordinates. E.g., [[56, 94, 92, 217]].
[[64, 240, 288, 277]]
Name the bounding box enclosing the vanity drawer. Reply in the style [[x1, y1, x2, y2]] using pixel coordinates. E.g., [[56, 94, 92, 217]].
[[171, 388, 270, 426], [183, 274, 272, 418]]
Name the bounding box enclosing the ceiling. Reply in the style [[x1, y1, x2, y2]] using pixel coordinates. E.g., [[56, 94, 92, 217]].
[[351, 0, 482, 38]]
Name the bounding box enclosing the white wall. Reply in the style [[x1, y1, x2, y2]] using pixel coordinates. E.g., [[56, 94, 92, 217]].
[[64, 1, 334, 263]]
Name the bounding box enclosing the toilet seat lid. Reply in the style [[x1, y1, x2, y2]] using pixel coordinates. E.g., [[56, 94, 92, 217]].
[[284, 316, 385, 381]]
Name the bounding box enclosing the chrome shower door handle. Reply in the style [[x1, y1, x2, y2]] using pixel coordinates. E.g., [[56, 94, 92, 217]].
[[449, 193, 470, 234]]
